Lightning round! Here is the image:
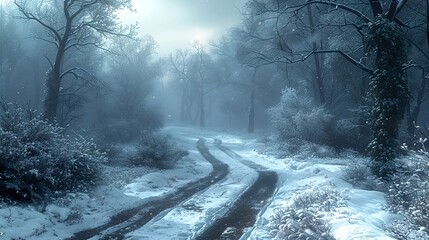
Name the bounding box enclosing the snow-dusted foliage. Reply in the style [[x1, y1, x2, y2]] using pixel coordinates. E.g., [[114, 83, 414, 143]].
[[269, 88, 334, 145], [365, 17, 409, 180], [386, 128, 429, 238], [269, 187, 346, 239], [343, 158, 381, 190], [269, 88, 365, 152], [96, 106, 164, 143], [95, 37, 163, 144], [130, 132, 189, 169], [0, 104, 105, 203]]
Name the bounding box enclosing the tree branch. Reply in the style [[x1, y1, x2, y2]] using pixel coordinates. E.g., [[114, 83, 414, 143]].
[[387, 0, 399, 21], [304, 0, 372, 23], [368, 0, 384, 17], [14, 0, 62, 42]]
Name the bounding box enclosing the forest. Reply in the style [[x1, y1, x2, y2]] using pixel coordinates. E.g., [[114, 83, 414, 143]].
[[0, 0, 429, 239]]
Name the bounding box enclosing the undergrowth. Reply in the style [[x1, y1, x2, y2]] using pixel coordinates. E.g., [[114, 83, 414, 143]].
[[130, 132, 189, 169], [269, 187, 346, 239], [385, 128, 429, 239], [0, 103, 105, 204]]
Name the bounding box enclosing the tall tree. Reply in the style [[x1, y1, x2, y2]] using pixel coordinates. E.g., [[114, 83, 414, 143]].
[[241, 0, 415, 180], [402, 1, 429, 135], [213, 29, 287, 133], [365, 14, 409, 180], [109, 36, 160, 120], [170, 43, 217, 128], [94, 36, 162, 142], [170, 49, 199, 124], [14, 0, 135, 122]]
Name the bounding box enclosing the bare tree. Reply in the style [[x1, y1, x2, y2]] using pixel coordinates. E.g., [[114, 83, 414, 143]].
[[192, 42, 210, 128], [240, 0, 420, 180], [170, 43, 218, 128], [93, 36, 162, 142], [14, 0, 136, 122], [109, 36, 160, 120], [213, 30, 285, 133], [170, 49, 198, 124]]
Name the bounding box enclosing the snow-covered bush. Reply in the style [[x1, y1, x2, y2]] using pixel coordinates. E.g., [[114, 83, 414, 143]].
[[0, 104, 105, 203], [130, 132, 189, 169], [269, 88, 334, 145], [64, 209, 83, 225], [269, 187, 346, 239], [332, 118, 369, 151], [386, 127, 429, 238], [386, 165, 429, 239], [96, 106, 164, 143], [387, 219, 428, 240], [343, 158, 381, 190], [269, 88, 369, 152]]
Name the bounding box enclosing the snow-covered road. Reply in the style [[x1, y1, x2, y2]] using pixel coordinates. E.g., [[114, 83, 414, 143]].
[[196, 142, 278, 239], [125, 136, 265, 239], [0, 126, 400, 239], [67, 138, 232, 239]]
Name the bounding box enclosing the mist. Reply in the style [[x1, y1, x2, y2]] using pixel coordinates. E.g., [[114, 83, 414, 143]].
[[1, 1, 429, 239]]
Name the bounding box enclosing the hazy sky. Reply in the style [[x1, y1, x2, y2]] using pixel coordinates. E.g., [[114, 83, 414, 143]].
[[120, 0, 248, 55]]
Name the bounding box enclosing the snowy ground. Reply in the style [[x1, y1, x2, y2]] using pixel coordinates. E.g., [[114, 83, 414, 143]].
[[0, 125, 400, 239]]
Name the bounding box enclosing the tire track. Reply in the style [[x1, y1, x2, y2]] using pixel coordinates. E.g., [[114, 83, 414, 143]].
[[196, 140, 278, 240], [67, 138, 228, 240]]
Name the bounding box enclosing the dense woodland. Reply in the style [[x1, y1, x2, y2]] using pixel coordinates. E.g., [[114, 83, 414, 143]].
[[1, 0, 429, 238]]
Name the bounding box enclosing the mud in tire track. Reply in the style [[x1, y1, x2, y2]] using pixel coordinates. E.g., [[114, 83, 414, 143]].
[[67, 138, 228, 240], [196, 141, 278, 240]]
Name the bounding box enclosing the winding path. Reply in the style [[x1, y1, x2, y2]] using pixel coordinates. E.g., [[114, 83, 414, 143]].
[[196, 141, 278, 240], [67, 137, 278, 240], [67, 139, 228, 240]]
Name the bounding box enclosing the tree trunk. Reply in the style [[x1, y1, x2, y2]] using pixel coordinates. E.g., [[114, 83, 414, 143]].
[[248, 68, 257, 133], [248, 89, 255, 133], [367, 15, 408, 181], [313, 44, 325, 104], [199, 86, 205, 128], [307, 5, 325, 105], [407, 77, 427, 134], [43, 64, 62, 121], [369, 0, 384, 16], [180, 90, 186, 122], [427, 0, 429, 45], [43, 5, 72, 122]]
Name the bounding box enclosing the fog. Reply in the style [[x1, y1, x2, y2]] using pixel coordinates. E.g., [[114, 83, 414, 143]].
[[1, 1, 429, 239], [119, 0, 248, 55], [1, 0, 428, 142]]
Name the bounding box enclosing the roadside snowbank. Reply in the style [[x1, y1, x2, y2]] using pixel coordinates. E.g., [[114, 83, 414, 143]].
[[220, 130, 399, 240], [0, 129, 210, 240]]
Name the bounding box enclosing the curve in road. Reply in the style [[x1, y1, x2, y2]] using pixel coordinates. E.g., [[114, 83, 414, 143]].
[[196, 141, 278, 240], [67, 138, 228, 240]]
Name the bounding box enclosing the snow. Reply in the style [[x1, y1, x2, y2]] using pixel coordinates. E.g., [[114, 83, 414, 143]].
[[0, 125, 401, 239], [124, 150, 212, 199], [127, 145, 258, 239], [0, 187, 142, 239], [217, 131, 399, 240]]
